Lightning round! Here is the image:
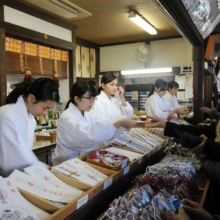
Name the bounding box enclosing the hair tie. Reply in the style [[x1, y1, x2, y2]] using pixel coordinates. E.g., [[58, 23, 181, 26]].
[[113, 71, 119, 78]]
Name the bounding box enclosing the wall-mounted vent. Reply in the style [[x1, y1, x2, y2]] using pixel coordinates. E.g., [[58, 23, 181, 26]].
[[24, 0, 92, 20], [180, 66, 193, 74]]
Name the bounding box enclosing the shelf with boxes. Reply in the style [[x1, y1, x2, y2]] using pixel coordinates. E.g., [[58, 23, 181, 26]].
[[1, 127, 210, 220]]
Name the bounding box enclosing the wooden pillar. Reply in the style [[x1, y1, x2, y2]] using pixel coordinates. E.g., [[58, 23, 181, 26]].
[[95, 48, 100, 90], [0, 0, 6, 106], [68, 31, 76, 93], [193, 44, 204, 124], [203, 74, 213, 108]]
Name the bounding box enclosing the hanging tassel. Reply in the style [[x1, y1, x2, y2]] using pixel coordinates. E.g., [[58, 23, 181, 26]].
[[53, 71, 59, 88], [23, 67, 32, 83]]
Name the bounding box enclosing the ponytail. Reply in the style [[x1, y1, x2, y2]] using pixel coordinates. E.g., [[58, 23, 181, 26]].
[[148, 85, 155, 97], [97, 86, 103, 95], [5, 83, 29, 105], [65, 100, 71, 110]]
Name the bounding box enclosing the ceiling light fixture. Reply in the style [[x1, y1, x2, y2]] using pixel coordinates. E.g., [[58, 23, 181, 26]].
[[128, 11, 157, 35], [121, 68, 172, 75]]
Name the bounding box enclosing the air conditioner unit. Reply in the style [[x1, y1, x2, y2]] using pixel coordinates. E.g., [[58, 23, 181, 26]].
[[180, 66, 193, 74], [24, 0, 92, 20]]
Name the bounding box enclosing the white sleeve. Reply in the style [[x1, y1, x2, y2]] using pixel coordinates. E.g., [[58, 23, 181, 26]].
[[120, 101, 134, 118], [59, 116, 116, 151], [0, 117, 38, 177], [145, 99, 169, 120]]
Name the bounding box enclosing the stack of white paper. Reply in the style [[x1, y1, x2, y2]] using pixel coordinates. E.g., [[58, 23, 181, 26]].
[[52, 158, 108, 186], [113, 128, 164, 153], [24, 162, 83, 196], [0, 177, 41, 220], [9, 170, 80, 203]]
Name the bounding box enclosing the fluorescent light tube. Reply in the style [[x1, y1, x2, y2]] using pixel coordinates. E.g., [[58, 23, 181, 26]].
[[121, 68, 172, 75], [128, 11, 157, 35]]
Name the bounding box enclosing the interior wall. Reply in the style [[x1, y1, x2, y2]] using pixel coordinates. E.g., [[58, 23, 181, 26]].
[[4, 5, 70, 106], [4, 6, 72, 42], [100, 38, 192, 72]]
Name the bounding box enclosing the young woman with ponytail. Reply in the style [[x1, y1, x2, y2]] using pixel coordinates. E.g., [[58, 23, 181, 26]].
[[53, 81, 136, 165], [145, 79, 187, 120], [0, 77, 59, 177]]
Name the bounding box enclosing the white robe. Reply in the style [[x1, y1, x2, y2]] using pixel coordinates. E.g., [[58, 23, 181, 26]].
[[0, 96, 39, 177], [53, 103, 117, 165], [145, 91, 174, 120], [163, 91, 180, 109], [92, 91, 133, 120]]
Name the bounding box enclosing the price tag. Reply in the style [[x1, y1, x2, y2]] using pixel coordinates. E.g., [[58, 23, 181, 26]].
[[121, 159, 127, 168], [103, 178, 113, 190], [123, 166, 129, 175], [77, 194, 88, 209], [138, 157, 143, 165]]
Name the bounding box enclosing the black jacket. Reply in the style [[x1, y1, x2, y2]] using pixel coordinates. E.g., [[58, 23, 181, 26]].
[[200, 160, 220, 184], [164, 122, 220, 161]]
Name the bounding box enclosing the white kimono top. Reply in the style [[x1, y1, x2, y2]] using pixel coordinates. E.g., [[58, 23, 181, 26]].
[[145, 91, 174, 120], [92, 91, 133, 120], [0, 96, 39, 177], [163, 91, 180, 109], [53, 103, 117, 165]]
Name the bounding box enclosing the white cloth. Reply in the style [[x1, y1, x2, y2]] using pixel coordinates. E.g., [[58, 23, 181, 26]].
[[0, 96, 39, 177], [92, 91, 133, 120], [145, 91, 174, 120], [53, 103, 117, 165], [163, 91, 180, 109]]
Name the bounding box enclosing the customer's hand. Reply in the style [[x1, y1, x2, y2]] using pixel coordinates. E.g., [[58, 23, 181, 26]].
[[200, 107, 212, 115], [177, 107, 189, 115], [166, 207, 190, 220], [182, 199, 212, 220], [191, 134, 207, 154]]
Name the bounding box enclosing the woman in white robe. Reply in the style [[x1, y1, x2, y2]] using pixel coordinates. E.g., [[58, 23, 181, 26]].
[[0, 78, 59, 177], [53, 81, 136, 165], [163, 81, 180, 109], [92, 72, 133, 120], [145, 79, 187, 120]]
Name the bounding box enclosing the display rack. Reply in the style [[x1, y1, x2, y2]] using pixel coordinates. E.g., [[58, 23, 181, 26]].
[[28, 144, 210, 220], [125, 91, 149, 111]]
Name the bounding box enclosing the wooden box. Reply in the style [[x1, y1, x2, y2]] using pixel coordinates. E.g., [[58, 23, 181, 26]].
[[36, 132, 56, 143], [86, 150, 128, 171]]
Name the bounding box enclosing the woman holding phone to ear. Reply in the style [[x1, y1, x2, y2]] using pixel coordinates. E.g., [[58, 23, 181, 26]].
[[0, 78, 60, 177], [92, 72, 133, 121]]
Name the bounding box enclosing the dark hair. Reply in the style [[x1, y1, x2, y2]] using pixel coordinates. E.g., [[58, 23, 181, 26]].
[[65, 81, 97, 109], [148, 79, 167, 97], [167, 81, 179, 90], [5, 77, 60, 105], [98, 72, 118, 94]]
